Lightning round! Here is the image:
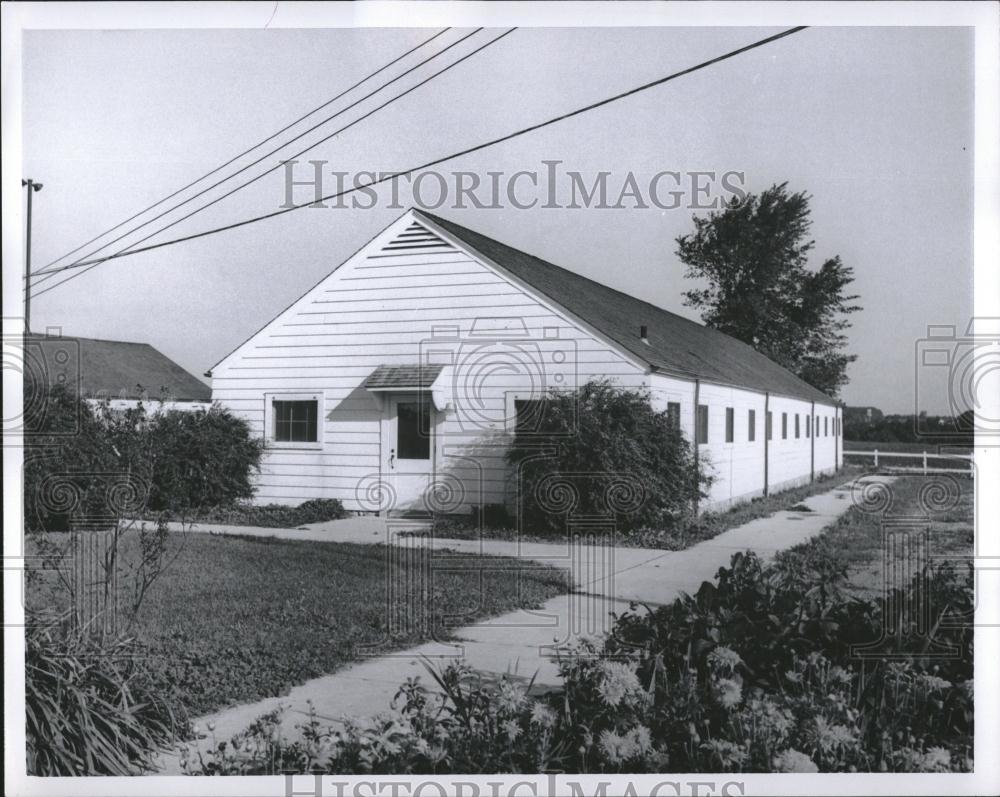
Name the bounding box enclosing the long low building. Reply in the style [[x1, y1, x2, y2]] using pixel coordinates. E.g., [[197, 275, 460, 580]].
[[209, 209, 843, 516]]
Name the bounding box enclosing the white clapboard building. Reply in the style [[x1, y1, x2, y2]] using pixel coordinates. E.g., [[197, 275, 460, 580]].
[[209, 209, 843, 515]]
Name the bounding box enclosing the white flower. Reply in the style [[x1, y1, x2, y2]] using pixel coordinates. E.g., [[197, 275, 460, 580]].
[[496, 679, 526, 714], [919, 674, 952, 692], [597, 660, 642, 707], [920, 746, 952, 772], [774, 748, 818, 773], [529, 701, 557, 728], [713, 677, 743, 709], [502, 719, 522, 741], [707, 646, 742, 673]]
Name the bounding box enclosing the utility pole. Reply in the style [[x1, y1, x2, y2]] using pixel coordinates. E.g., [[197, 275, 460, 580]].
[[22, 178, 43, 333]]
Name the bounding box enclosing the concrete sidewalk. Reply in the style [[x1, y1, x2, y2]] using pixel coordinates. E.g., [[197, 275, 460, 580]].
[[154, 474, 883, 774]]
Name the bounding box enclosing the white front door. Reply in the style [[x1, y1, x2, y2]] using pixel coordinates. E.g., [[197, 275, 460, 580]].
[[384, 394, 435, 510]]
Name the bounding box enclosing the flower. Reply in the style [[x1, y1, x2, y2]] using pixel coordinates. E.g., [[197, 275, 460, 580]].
[[496, 679, 526, 714], [599, 727, 649, 765], [713, 677, 743, 709], [920, 746, 952, 772], [529, 701, 557, 728], [919, 674, 952, 692], [707, 646, 743, 673], [502, 719, 522, 741], [597, 660, 642, 707], [702, 739, 747, 769], [774, 748, 818, 773]]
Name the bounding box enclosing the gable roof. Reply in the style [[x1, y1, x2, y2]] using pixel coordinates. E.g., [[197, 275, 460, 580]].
[[415, 210, 837, 406], [26, 334, 212, 402]]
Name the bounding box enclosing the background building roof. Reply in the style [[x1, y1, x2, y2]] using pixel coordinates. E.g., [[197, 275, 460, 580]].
[[25, 334, 211, 402]]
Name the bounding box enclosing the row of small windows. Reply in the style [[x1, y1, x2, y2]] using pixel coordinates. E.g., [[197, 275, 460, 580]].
[[667, 401, 841, 445]]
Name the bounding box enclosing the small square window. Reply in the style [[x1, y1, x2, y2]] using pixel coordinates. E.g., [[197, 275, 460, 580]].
[[697, 405, 709, 445], [273, 400, 318, 443], [725, 407, 734, 443], [748, 409, 756, 442]]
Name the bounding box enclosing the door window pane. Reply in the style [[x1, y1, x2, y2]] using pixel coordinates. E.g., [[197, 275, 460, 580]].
[[397, 400, 431, 460]]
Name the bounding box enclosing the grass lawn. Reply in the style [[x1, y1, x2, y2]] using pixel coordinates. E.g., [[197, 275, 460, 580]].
[[778, 473, 974, 597], [431, 466, 866, 551], [27, 532, 567, 720]]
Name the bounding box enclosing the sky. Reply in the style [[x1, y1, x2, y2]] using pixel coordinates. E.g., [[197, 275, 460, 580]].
[[21, 26, 974, 414]]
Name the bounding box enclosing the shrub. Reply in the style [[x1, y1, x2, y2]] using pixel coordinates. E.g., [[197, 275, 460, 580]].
[[25, 628, 180, 775], [24, 386, 265, 531], [506, 380, 711, 536], [23, 386, 122, 533], [142, 405, 264, 514]]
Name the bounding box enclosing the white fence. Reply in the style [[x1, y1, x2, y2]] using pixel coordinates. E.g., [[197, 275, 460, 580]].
[[843, 449, 974, 476]]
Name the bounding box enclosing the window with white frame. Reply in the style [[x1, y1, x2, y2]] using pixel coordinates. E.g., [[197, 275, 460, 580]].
[[266, 394, 321, 446]]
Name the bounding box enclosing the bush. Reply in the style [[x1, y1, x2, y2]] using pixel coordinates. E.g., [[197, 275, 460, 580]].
[[506, 380, 711, 536], [26, 628, 180, 775], [23, 386, 265, 531], [187, 550, 973, 775], [143, 405, 264, 514]]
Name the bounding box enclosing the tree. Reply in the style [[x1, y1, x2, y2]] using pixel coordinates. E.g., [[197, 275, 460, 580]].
[[676, 183, 860, 396]]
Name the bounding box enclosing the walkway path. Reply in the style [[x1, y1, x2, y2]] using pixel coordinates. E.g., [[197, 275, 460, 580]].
[[154, 474, 884, 773]]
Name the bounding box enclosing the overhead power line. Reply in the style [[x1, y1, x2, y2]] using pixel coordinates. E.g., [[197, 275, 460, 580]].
[[31, 26, 484, 285], [32, 26, 807, 300], [30, 27, 515, 300], [35, 27, 451, 274]]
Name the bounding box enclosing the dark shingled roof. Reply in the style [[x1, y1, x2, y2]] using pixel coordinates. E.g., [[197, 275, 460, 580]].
[[25, 334, 211, 402], [416, 210, 836, 406], [365, 364, 444, 390]]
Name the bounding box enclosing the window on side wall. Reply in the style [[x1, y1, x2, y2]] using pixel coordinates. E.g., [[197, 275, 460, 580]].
[[824, 416, 829, 436], [272, 399, 319, 443], [781, 412, 788, 439], [748, 409, 756, 442], [725, 407, 734, 443], [666, 401, 681, 431], [766, 411, 773, 440], [697, 404, 709, 445], [794, 414, 800, 438]]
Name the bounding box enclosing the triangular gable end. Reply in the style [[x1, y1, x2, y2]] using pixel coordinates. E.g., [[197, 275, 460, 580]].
[[210, 209, 648, 375]]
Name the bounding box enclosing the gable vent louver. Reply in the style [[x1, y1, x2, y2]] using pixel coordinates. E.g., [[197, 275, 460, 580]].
[[378, 222, 456, 254]]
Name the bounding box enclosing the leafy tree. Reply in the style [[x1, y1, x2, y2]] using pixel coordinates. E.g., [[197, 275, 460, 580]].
[[676, 183, 860, 396]]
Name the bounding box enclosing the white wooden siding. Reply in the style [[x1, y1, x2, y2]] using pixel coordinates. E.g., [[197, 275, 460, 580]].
[[214, 209, 843, 515], [212, 213, 646, 509]]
